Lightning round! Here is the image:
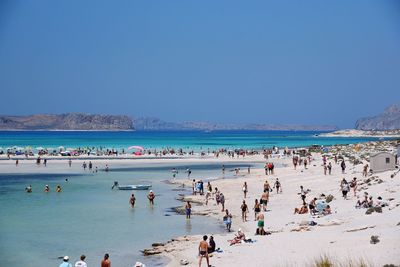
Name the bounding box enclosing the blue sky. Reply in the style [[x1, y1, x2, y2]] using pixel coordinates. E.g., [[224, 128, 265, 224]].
[[0, 1, 399, 128]]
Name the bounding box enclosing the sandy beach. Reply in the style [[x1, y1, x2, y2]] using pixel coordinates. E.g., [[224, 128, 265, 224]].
[[140, 149, 400, 266]]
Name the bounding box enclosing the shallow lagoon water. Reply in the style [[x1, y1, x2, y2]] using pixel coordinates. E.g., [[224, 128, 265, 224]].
[[0, 163, 250, 267]]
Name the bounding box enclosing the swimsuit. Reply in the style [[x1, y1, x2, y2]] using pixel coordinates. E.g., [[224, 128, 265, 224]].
[[258, 220, 264, 227]]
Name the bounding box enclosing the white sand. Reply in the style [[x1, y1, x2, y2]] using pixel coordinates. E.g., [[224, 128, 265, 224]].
[[160, 155, 400, 267]]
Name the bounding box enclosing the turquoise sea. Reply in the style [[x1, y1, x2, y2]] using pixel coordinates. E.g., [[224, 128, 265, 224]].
[[0, 131, 386, 267], [0, 130, 383, 151]]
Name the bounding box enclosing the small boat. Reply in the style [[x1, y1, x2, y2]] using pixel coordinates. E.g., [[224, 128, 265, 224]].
[[111, 181, 152, 190], [118, 184, 152, 190]]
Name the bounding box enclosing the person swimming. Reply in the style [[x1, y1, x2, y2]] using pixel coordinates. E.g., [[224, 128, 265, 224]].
[[25, 185, 32, 193], [56, 185, 62, 193], [44, 185, 50, 192]]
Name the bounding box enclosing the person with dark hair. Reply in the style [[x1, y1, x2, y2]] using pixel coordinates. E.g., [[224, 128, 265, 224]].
[[101, 253, 110, 267], [208, 236, 216, 253], [74, 255, 87, 267], [198, 235, 210, 267]]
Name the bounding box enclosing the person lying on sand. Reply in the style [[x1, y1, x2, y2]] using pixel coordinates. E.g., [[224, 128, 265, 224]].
[[322, 205, 332, 215], [294, 204, 308, 214], [229, 229, 246, 245]]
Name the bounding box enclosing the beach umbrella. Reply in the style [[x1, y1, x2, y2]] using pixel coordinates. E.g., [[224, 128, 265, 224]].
[[128, 146, 144, 151]]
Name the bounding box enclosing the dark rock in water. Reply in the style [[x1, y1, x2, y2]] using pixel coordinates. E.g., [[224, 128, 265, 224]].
[[152, 242, 165, 247], [396, 222, 400, 226], [382, 264, 398, 267], [141, 249, 162, 256], [164, 214, 171, 216], [370, 235, 380, 244]]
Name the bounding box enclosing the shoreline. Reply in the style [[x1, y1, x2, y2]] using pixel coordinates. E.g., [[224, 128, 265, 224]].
[[320, 129, 400, 138]]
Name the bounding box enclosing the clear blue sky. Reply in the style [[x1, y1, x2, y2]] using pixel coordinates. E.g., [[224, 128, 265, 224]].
[[0, 1, 399, 128]]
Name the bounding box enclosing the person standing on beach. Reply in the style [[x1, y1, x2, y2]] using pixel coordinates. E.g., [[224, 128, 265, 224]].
[[82, 161, 87, 170], [186, 168, 192, 178], [253, 199, 261, 221], [304, 158, 308, 169], [101, 253, 110, 267], [323, 164, 327, 175], [147, 190, 155, 205], [261, 190, 269, 211], [341, 179, 350, 199], [350, 177, 357, 196], [223, 209, 232, 232], [242, 182, 248, 198], [222, 165, 225, 174], [68, 159, 72, 167], [185, 201, 192, 219], [293, 156, 298, 170], [273, 178, 281, 194], [198, 235, 210, 267], [74, 255, 87, 267], [256, 212, 265, 235], [220, 193, 225, 212], [241, 200, 248, 222], [129, 194, 136, 208], [328, 162, 332, 175], [363, 164, 369, 177], [264, 163, 268, 175], [300, 186, 306, 205], [341, 160, 346, 174]]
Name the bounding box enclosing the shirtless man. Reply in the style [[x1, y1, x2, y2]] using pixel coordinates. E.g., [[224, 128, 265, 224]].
[[256, 212, 265, 235], [261, 190, 269, 211], [101, 253, 110, 267], [147, 190, 155, 205], [198, 235, 210, 267]]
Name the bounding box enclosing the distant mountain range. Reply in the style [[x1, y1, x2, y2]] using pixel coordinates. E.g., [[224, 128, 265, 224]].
[[0, 113, 338, 131], [355, 104, 400, 130], [0, 113, 133, 130], [132, 117, 338, 131]]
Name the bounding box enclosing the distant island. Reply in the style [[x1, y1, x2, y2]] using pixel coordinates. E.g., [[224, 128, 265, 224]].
[[0, 113, 134, 130], [0, 113, 338, 131]]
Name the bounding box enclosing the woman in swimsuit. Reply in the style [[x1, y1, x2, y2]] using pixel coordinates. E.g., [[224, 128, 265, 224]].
[[242, 182, 248, 198], [147, 190, 155, 205], [185, 201, 192, 219]]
